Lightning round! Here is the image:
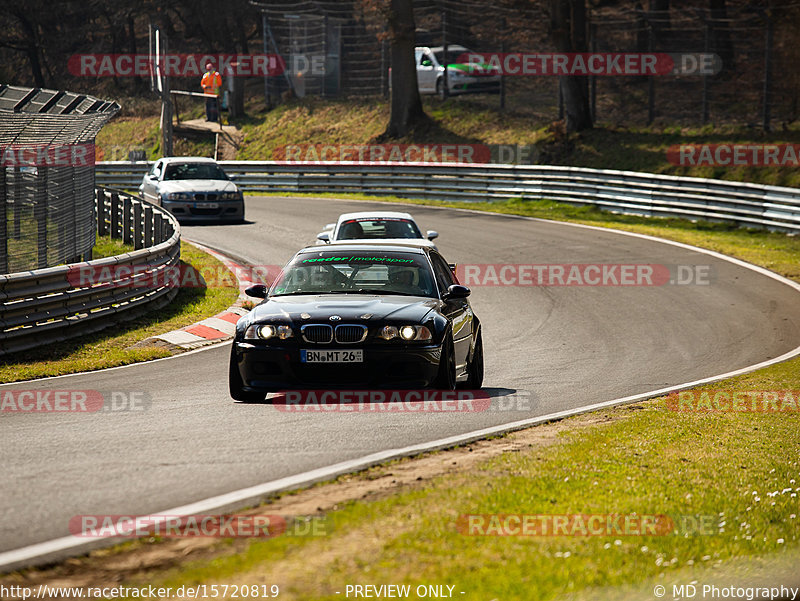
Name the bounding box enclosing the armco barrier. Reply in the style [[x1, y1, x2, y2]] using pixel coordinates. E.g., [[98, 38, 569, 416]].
[[0, 188, 180, 356], [96, 161, 800, 233]]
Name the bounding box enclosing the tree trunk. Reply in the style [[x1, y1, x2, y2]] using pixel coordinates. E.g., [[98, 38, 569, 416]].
[[380, 0, 428, 140], [549, 0, 592, 132]]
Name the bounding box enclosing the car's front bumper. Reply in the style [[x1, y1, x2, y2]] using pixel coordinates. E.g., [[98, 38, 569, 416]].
[[163, 199, 244, 222], [233, 341, 442, 391]]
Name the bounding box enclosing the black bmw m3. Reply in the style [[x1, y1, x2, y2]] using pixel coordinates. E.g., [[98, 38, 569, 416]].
[[229, 244, 484, 402]]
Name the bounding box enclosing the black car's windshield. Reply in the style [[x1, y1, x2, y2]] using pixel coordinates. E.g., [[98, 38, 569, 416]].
[[336, 218, 422, 240], [270, 252, 436, 298], [163, 163, 228, 181]]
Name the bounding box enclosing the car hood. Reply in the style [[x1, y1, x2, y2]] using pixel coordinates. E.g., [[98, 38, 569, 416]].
[[247, 295, 439, 325], [157, 179, 236, 193]]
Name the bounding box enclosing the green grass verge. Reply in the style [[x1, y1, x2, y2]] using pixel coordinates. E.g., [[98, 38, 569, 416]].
[[0, 240, 238, 383]]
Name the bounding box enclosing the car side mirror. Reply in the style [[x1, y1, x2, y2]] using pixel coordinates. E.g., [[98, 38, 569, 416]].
[[443, 284, 470, 300], [245, 284, 268, 298], [228, 174, 237, 181], [317, 232, 330, 243], [427, 230, 439, 241], [147, 174, 157, 180], [324, 223, 335, 230]]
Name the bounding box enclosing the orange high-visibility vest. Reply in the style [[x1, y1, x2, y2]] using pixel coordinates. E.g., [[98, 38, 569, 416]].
[[201, 70, 222, 96]]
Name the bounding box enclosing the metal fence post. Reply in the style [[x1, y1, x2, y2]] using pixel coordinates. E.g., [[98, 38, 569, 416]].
[[110, 192, 121, 239], [589, 22, 597, 122], [123, 196, 133, 245], [499, 19, 506, 110], [35, 166, 47, 269], [702, 21, 710, 124], [0, 166, 6, 274], [133, 202, 144, 249], [144, 206, 154, 246], [647, 23, 655, 125], [96, 189, 107, 236], [762, 13, 773, 132]]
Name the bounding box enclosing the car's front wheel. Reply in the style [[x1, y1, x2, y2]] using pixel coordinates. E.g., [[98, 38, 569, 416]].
[[433, 332, 456, 390], [229, 345, 264, 403], [464, 328, 484, 389]]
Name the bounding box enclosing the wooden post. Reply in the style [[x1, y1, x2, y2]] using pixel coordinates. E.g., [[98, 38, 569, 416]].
[[160, 30, 173, 156]]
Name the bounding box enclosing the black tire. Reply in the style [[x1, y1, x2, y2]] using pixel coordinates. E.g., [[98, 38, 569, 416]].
[[229, 346, 264, 403], [464, 329, 484, 389], [436, 78, 447, 100], [433, 332, 456, 390]]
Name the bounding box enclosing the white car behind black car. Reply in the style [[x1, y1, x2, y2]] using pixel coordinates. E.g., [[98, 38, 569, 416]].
[[317, 211, 439, 249], [139, 157, 244, 223]]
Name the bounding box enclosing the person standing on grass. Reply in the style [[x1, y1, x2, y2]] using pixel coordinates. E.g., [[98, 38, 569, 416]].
[[201, 62, 222, 122]]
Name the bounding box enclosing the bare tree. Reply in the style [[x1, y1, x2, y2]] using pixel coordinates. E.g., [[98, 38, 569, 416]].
[[549, 0, 592, 132], [380, 0, 430, 139]]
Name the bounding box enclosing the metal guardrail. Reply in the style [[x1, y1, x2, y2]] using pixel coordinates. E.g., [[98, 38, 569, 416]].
[[96, 161, 800, 233], [0, 188, 180, 356]]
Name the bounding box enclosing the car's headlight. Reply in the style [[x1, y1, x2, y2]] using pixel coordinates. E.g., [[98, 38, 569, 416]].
[[220, 191, 241, 200], [380, 325, 432, 341], [244, 324, 293, 340], [166, 192, 191, 201]]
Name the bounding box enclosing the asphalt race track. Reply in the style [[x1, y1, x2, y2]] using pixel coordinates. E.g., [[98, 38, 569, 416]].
[[3, 196, 800, 556]]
